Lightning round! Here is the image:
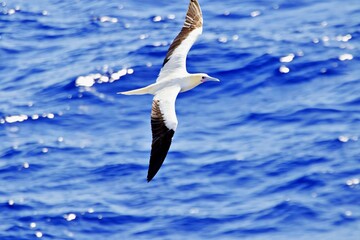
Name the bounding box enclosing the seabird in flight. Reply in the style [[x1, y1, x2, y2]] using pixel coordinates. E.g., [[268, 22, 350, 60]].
[[119, 0, 219, 182]]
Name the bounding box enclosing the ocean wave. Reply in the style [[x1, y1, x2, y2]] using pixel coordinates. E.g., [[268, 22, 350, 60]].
[[1, 0, 360, 239]]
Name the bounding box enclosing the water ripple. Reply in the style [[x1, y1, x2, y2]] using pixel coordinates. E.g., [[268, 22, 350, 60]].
[[1, 0, 360, 239]]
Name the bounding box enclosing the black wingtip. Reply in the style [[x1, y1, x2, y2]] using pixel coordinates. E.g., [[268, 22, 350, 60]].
[[147, 130, 175, 182]]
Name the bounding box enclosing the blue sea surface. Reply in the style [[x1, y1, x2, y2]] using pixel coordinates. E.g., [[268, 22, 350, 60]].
[[1, 0, 360, 239]]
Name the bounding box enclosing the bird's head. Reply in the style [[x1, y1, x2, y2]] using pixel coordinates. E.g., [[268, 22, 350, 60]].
[[192, 73, 220, 84]]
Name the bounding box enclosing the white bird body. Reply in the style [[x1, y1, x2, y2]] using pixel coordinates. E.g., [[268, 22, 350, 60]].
[[120, 74, 205, 95], [119, 0, 219, 182]]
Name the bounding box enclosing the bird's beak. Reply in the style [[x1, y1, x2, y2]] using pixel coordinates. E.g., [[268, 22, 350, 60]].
[[205, 76, 220, 82]]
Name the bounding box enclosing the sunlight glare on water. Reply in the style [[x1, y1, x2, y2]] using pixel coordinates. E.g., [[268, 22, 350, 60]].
[[0, 0, 360, 239]]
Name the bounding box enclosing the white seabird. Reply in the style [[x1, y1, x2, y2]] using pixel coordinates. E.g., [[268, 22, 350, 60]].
[[119, 0, 219, 182]]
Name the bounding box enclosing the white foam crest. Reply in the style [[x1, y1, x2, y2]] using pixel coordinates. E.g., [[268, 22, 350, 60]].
[[153, 16, 162, 22], [4, 114, 28, 123], [64, 213, 77, 221], [336, 34, 352, 42], [99, 16, 118, 23], [346, 178, 360, 186], [1, 112, 58, 124], [338, 53, 353, 61], [279, 65, 290, 73], [250, 10, 261, 17], [76, 68, 134, 87], [280, 53, 295, 63]]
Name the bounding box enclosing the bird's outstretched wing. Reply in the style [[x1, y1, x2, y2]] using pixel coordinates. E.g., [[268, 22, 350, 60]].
[[157, 0, 203, 81], [147, 85, 181, 182]]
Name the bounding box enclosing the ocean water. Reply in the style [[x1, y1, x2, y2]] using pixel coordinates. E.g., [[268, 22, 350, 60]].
[[1, 0, 360, 239]]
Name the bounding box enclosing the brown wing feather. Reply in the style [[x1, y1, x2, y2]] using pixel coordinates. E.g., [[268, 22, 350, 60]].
[[162, 0, 203, 66], [147, 99, 175, 182]]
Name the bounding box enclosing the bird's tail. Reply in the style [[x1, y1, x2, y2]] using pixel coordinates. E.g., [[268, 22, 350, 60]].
[[118, 84, 156, 95]]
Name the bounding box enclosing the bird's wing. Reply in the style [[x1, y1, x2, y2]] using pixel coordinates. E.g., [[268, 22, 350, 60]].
[[157, 0, 203, 81], [147, 85, 181, 182]]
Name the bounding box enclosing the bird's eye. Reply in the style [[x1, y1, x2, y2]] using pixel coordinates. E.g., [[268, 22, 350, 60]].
[[202, 76, 205, 79]]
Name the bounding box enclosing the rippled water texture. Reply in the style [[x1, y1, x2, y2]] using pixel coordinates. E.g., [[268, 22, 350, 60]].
[[1, 0, 360, 239]]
